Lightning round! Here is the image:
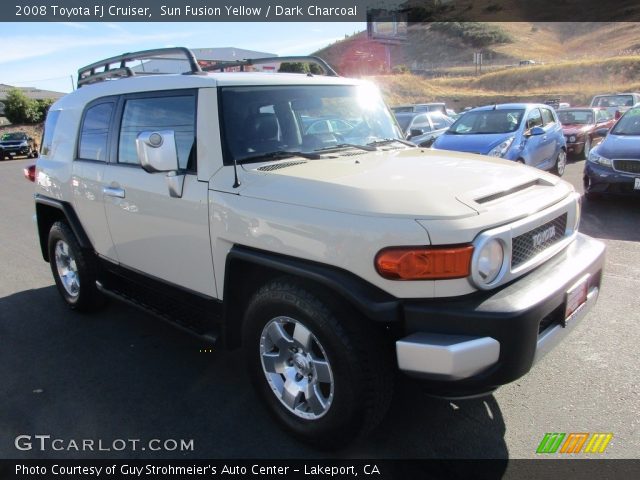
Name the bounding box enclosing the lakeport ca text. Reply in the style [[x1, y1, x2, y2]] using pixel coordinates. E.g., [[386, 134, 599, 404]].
[[16, 464, 381, 476]]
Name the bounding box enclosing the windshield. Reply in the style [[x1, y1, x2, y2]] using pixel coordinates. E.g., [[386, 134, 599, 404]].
[[592, 95, 634, 108], [1, 132, 28, 141], [558, 110, 594, 125], [610, 108, 640, 135], [220, 84, 402, 164], [448, 109, 524, 135]]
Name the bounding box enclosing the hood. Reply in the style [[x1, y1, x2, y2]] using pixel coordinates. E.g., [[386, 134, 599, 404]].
[[432, 132, 514, 155], [217, 148, 564, 219], [597, 134, 640, 159], [562, 125, 592, 135]]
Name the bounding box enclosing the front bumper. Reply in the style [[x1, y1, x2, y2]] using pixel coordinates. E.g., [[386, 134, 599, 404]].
[[584, 161, 640, 195], [1, 145, 30, 156], [395, 233, 605, 394]]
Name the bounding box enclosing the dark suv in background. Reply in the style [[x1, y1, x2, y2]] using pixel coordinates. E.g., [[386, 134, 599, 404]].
[[0, 132, 38, 159]]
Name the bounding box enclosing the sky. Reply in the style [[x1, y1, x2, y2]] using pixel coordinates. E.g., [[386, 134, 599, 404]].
[[0, 22, 365, 93]]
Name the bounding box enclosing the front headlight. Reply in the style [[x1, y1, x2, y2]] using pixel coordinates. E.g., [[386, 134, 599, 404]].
[[487, 137, 515, 157], [568, 135, 576, 143], [20, 141, 28, 147], [476, 239, 505, 285], [588, 150, 612, 167]]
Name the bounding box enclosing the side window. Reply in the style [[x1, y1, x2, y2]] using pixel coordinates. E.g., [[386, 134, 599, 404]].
[[118, 94, 196, 170], [526, 109, 543, 129], [596, 110, 611, 122], [41, 109, 61, 157], [78, 103, 113, 161], [541, 108, 555, 126], [430, 114, 450, 130], [411, 114, 431, 131]]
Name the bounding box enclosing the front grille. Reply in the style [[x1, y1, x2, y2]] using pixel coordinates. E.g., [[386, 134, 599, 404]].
[[511, 213, 567, 268], [613, 159, 640, 174]]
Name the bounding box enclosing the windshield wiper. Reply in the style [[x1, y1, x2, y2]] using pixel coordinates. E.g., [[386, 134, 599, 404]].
[[314, 143, 377, 153], [366, 138, 415, 147], [237, 150, 320, 164]]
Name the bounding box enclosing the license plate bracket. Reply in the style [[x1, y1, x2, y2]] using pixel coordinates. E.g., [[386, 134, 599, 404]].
[[563, 275, 589, 327]]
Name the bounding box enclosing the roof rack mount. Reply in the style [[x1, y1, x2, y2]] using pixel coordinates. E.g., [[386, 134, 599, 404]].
[[77, 47, 202, 88], [201, 55, 338, 77]]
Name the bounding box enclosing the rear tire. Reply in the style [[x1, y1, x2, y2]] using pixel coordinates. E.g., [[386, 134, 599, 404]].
[[47, 221, 105, 312], [243, 279, 394, 448], [552, 149, 567, 176]]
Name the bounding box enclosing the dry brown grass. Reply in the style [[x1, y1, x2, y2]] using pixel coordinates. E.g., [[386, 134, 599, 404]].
[[373, 56, 640, 109]]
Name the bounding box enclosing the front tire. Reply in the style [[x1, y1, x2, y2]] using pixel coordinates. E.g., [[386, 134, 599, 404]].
[[243, 280, 393, 448], [48, 221, 105, 312], [552, 149, 567, 176]]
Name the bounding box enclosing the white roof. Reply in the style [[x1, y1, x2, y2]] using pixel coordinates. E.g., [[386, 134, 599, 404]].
[[53, 72, 364, 109]]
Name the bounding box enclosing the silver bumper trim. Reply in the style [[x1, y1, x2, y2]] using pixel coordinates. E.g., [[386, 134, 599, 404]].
[[396, 333, 500, 380]]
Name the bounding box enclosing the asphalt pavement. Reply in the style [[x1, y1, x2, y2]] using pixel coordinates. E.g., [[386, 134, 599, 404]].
[[0, 156, 638, 460]]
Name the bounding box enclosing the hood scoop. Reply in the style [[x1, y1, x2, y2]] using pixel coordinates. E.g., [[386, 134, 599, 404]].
[[257, 160, 308, 172], [475, 179, 544, 204]]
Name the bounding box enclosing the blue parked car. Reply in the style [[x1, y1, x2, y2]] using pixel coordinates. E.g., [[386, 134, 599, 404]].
[[432, 103, 568, 176], [584, 106, 640, 199]]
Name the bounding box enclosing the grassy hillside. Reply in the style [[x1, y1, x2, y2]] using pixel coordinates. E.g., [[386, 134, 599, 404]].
[[313, 22, 640, 109], [370, 56, 640, 108]]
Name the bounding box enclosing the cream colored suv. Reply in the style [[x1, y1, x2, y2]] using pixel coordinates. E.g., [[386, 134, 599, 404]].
[[33, 48, 605, 447]]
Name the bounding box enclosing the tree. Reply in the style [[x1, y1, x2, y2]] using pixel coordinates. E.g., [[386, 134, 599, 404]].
[[278, 62, 308, 73], [3, 88, 31, 124], [2, 88, 50, 124]]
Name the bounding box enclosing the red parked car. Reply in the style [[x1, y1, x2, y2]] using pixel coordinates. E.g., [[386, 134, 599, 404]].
[[558, 108, 616, 158]]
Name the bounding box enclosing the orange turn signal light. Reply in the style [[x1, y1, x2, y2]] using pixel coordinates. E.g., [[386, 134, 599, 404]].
[[375, 245, 474, 280]]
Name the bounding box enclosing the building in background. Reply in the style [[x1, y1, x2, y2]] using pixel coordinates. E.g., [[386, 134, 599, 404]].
[[131, 47, 279, 74]]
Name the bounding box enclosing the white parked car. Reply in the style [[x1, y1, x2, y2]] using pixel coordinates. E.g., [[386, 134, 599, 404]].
[[32, 48, 605, 447]]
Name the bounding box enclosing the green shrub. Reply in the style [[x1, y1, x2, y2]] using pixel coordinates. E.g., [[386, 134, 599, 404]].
[[2, 88, 51, 124]]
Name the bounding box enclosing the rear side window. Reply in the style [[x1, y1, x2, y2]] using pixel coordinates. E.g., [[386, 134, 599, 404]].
[[78, 103, 114, 161], [118, 94, 196, 170], [41, 110, 60, 157]]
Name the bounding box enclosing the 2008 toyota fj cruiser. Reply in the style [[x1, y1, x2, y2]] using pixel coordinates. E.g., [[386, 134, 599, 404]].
[[33, 48, 605, 446]]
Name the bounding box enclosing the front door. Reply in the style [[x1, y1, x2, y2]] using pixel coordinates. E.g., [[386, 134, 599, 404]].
[[102, 90, 216, 297]]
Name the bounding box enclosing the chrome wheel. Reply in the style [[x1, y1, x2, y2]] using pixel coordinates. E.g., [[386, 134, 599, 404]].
[[259, 316, 334, 420], [54, 240, 80, 297]]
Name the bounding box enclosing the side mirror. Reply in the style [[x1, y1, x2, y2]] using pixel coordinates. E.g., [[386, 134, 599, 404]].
[[594, 128, 609, 137], [137, 130, 178, 172], [136, 130, 184, 198], [409, 128, 423, 138], [525, 126, 545, 137]]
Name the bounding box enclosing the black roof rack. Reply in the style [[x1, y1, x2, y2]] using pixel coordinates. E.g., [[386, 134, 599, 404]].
[[201, 55, 338, 77], [77, 47, 203, 88]]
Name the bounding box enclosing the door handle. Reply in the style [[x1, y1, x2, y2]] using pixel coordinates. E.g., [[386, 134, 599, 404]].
[[103, 186, 125, 198]]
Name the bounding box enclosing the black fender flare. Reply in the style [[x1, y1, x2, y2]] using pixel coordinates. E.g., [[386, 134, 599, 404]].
[[35, 194, 93, 261]]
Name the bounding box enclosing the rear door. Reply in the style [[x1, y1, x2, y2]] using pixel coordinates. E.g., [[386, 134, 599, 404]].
[[101, 89, 216, 297], [540, 107, 561, 166], [523, 108, 546, 167]]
